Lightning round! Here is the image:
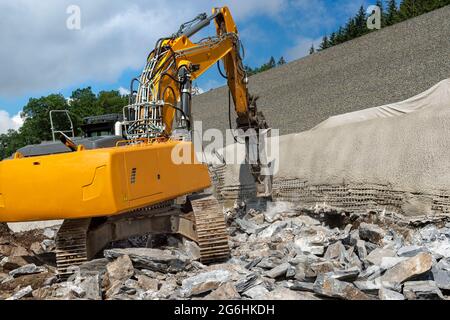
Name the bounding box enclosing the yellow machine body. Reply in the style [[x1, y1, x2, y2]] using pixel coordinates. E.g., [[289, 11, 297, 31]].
[[0, 140, 210, 222]]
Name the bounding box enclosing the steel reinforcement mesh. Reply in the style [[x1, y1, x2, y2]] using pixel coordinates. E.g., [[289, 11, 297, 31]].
[[210, 167, 450, 215]]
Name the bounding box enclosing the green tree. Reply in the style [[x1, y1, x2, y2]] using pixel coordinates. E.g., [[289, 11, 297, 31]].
[[0, 130, 26, 159], [20, 94, 69, 143], [385, 0, 399, 25], [335, 27, 346, 44], [277, 56, 286, 66], [96, 90, 129, 115], [309, 44, 315, 55], [355, 5, 368, 36], [376, 0, 386, 28], [329, 32, 337, 46], [319, 35, 330, 50]]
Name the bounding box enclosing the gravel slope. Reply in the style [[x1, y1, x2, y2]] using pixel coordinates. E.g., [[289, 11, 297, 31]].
[[193, 5, 450, 136]]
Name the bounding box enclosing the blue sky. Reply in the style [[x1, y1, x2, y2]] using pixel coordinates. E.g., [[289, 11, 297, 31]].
[[0, 0, 383, 132]]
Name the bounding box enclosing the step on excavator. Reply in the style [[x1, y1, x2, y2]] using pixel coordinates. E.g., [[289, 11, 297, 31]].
[[0, 7, 272, 278]]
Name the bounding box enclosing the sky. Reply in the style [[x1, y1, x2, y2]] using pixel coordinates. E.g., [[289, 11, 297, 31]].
[[0, 0, 376, 133]]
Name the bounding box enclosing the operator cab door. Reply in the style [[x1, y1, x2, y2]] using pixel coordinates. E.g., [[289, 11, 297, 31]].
[[124, 149, 162, 201]]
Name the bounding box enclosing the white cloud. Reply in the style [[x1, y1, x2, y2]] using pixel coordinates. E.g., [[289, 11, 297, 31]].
[[118, 87, 130, 96], [0, 110, 23, 134], [0, 0, 286, 97], [285, 36, 323, 61]]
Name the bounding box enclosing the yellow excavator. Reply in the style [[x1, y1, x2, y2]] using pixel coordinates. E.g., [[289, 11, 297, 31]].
[[0, 7, 271, 277]]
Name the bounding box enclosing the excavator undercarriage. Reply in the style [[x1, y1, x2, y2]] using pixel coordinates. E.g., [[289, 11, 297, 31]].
[[56, 194, 230, 278]]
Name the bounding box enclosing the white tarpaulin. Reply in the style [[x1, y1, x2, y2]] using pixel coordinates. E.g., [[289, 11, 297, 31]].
[[218, 78, 450, 217], [312, 79, 450, 130]]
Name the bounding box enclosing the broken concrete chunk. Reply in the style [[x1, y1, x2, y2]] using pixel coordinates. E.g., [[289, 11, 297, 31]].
[[265, 262, 291, 279], [43, 228, 57, 239], [9, 264, 46, 278], [204, 282, 240, 300], [356, 240, 367, 260], [359, 223, 386, 244], [381, 252, 432, 287], [104, 248, 189, 273], [181, 270, 232, 297], [324, 241, 346, 261], [258, 221, 288, 239], [235, 219, 260, 235], [106, 255, 134, 283], [234, 273, 259, 293], [379, 257, 408, 271], [294, 238, 325, 256], [262, 287, 320, 300], [329, 267, 360, 282], [397, 245, 429, 257], [182, 240, 201, 261], [353, 279, 381, 293], [290, 281, 314, 292], [242, 284, 269, 299], [41, 239, 56, 252], [432, 268, 450, 290], [313, 274, 371, 300], [136, 275, 159, 292], [309, 261, 335, 276], [403, 281, 444, 300], [74, 273, 102, 300], [366, 248, 397, 265], [6, 285, 33, 300], [379, 287, 405, 300]]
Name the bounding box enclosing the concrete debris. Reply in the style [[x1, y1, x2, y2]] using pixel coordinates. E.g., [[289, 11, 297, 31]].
[[378, 287, 405, 300], [6, 285, 33, 300], [43, 228, 57, 239], [366, 248, 397, 266], [181, 270, 232, 297], [136, 275, 159, 292], [381, 253, 433, 287], [204, 282, 240, 300], [313, 274, 371, 300], [9, 264, 46, 278], [403, 281, 444, 300], [258, 221, 289, 239], [290, 281, 314, 292], [379, 257, 408, 271], [104, 248, 189, 273], [261, 287, 320, 300], [265, 263, 291, 279], [3, 197, 450, 300], [324, 241, 346, 261], [397, 245, 429, 257], [106, 255, 134, 283], [359, 223, 386, 244], [242, 284, 269, 299]]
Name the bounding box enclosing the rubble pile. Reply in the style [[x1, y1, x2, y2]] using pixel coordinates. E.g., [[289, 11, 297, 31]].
[[1, 203, 450, 300]]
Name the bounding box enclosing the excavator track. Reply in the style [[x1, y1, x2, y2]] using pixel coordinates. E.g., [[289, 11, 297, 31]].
[[55, 218, 92, 279], [190, 195, 231, 264], [54, 197, 230, 278]]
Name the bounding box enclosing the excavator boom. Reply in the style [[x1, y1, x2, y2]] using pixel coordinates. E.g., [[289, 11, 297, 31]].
[[0, 7, 272, 276]]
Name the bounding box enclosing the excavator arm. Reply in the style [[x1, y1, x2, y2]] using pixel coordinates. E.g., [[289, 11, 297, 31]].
[[125, 6, 272, 196]]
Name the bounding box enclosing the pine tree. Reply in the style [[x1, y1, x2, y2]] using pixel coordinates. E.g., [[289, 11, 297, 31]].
[[355, 5, 368, 36], [319, 35, 330, 50], [344, 17, 357, 40], [385, 0, 399, 25], [329, 32, 337, 46], [277, 56, 286, 66], [309, 44, 315, 55], [376, 0, 386, 28], [268, 56, 276, 68], [335, 27, 346, 44]]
